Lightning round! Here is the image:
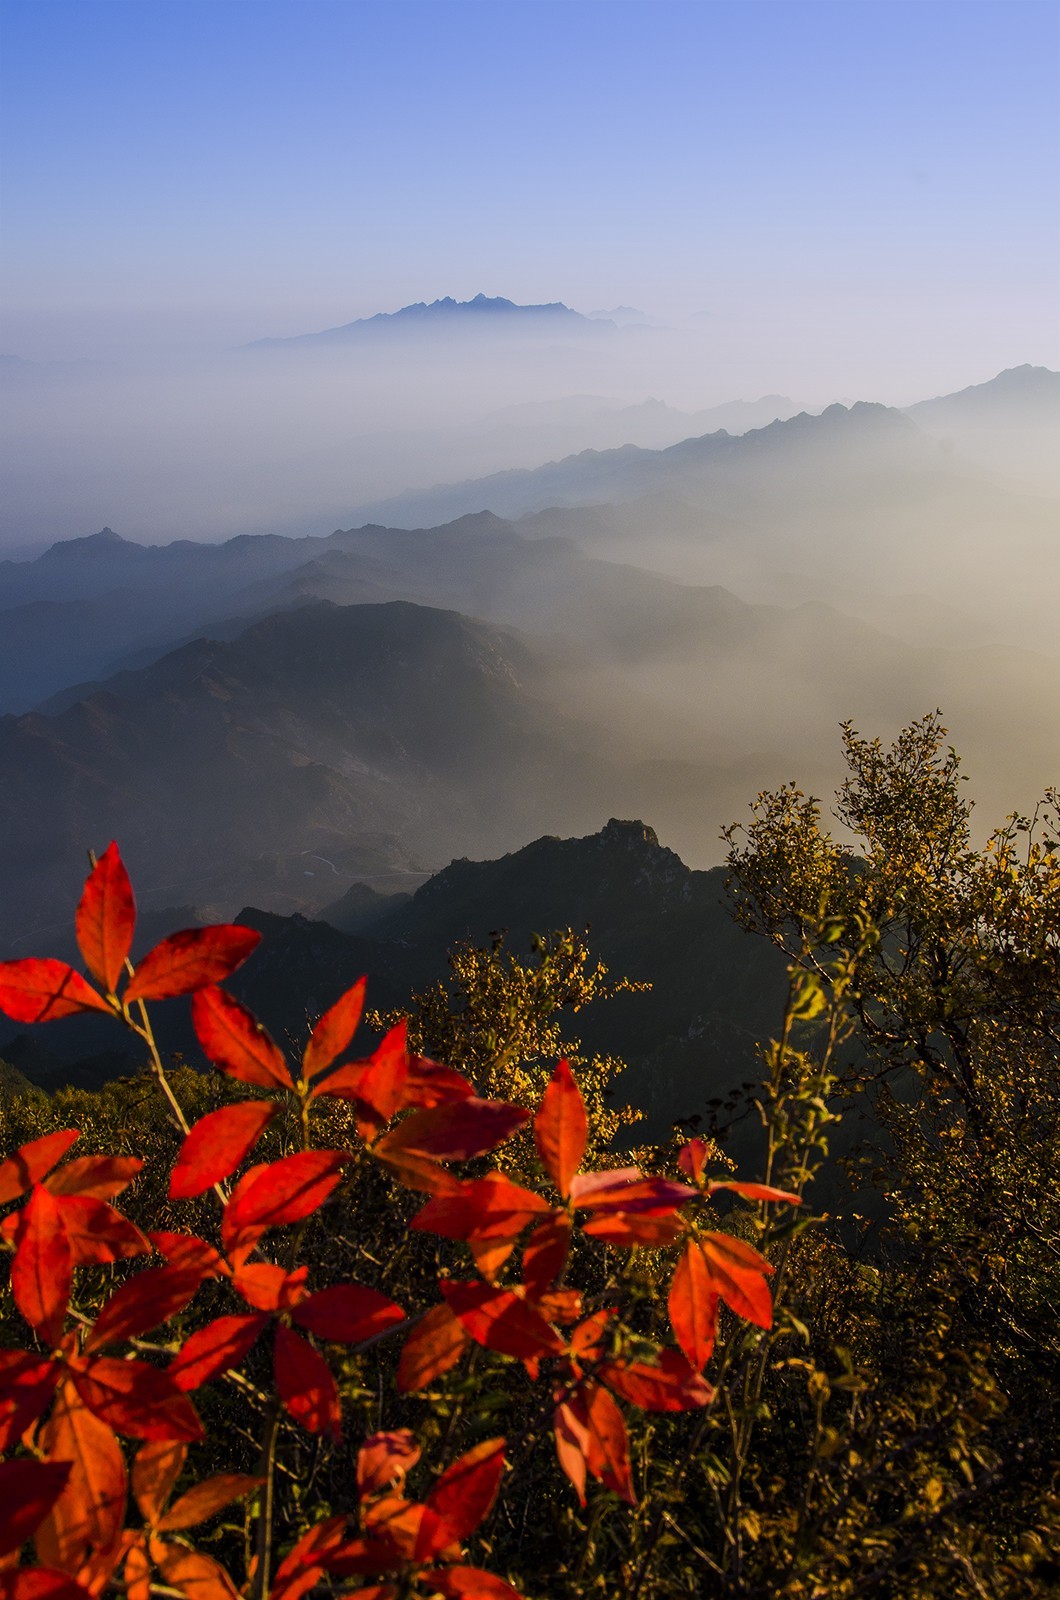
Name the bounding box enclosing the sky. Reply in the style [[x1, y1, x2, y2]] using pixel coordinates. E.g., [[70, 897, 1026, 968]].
[[1, 0, 1058, 397]]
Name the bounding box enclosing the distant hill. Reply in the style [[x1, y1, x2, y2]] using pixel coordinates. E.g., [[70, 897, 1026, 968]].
[[0, 599, 615, 950], [249, 295, 610, 348], [902, 365, 1059, 493]]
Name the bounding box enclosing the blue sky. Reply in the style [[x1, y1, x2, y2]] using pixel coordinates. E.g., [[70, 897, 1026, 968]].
[[1, 0, 1057, 389]]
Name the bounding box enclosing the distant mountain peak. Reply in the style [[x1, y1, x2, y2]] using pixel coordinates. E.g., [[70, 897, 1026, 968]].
[[40, 527, 137, 561], [250, 296, 608, 348]]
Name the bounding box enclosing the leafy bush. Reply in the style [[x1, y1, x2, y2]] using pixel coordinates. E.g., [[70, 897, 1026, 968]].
[[0, 845, 802, 1600]]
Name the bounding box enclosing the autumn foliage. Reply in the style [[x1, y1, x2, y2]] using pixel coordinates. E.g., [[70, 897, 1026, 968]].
[[0, 844, 800, 1600]]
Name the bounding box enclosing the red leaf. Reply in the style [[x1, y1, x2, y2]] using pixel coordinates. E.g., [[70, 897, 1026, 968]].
[[0, 1131, 79, 1206], [668, 1240, 720, 1371], [302, 977, 367, 1081], [35, 1379, 127, 1575], [269, 1516, 347, 1600], [233, 1263, 308, 1312], [396, 1302, 470, 1393], [422, 1568, 524, 1599], [273, 1324, 341, 1439], [567, 1308, 615, 1359], [534, 1059, 587, 1198], [157, 1473, 261, 1532], [125, 926, 261, 1003], [678, 1137, 709, 1184], [0, 1350, 62, 1452], [412, 1173, 549, 1241], [440, 1281, 565, 1360], [168, 1313, 268, 1391], [45, 1156, 142, 1201], [554, 1398, 589, 1505], [313, 1022, 408, 1122], [56, 1195, 149, 1265], [0, 1571, 95, 1600], [221, 1150, 348, 1262], [292, 1284, 405, 1344], [569, 1170, 694, 1215], [599, 1349, 713, 1412], [357, 1431, 421, 1496], [371, 1146, 463, 1197], [84, 1266, 204, 1355], [376, 1099, 529, 1164], [423, 1437, 506, 1551], [0, 960, 111, 1024], [581, 1212, 685, 1247], [169, 1101, 278, 1199], [401, 1056, 475, 1109], [699, 1231, 775, 1328], [154, 1544, 241, 1600], [70, 1356, 203, 1441], [190, 985, 292, 1090], [581, 1383, 635, 1504], [12, 1186, 71, 1342], [149, 1232, 229, 1279], [0, 1459, 72, 1557], [76, 842, 135, 995], [132, 1440, 187, 1525], [706, 1179, 802, 1204], [523, 1211, 572, 1297]]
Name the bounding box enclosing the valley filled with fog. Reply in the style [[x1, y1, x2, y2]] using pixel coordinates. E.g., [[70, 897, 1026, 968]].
[[0, 301, 1057, 954]]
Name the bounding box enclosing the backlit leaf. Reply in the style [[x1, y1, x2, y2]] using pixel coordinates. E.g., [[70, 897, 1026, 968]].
[[302, 976, 367, 1081], [56, 1196, 149, 1265], [412, 1173, 548, 1241], [221, 1150, 348, 1262], [76, 842, 135, 995], [599, 1349, 713, 1411], [154, 1543, 242, 1600], [668, 1240, 720, 1370], [84, 1265, 204, 1354], [396, 1302, 470, 1393], [376, 1099, 528, 1163], [132, 1440, 187, 1525], [169, 1101, 278, 1199], [45, 1156, 142, 1202], [581, 1212, 684, 1247], [157, 1473, 261, 1532], [699, 1231, 775, 1328], [423, 1437, 506, 1549], [440, 1281, 565, 1360], [70, 1357, 203, 1442], [125, 926, 261, 1003], [534, 1059, 587, 1197], [706, 1179, 802, 1204], [357, 1431, 421, 1496], [35, 1379, 126, 1575], [190, 985, 291, 1090], [522, 1211, 572, 1296], [570, 1170, 694, 1216], [0, 960, 111, 1024], [292, 1283, 405, 1344], [0, 1131, 80, 1206], [273, 1324, 341, 1439], [11, 1186, 71, 1343], [582, 1383, 635, 1504], [168, 1313, 268, 1392]]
